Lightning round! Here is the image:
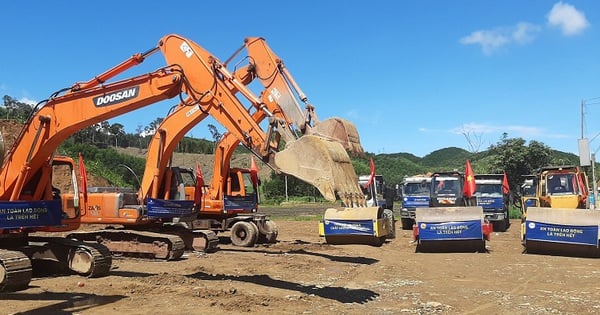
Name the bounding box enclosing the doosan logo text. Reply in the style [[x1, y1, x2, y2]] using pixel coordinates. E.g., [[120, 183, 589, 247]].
[[93, 87, 139, 106]]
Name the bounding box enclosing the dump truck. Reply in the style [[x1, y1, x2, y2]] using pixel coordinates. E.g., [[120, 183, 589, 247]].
[[521, 165, 600, 257], [399, 175, 431, 230], [413, 170, 492, 252], [474, 174, 511, 232]]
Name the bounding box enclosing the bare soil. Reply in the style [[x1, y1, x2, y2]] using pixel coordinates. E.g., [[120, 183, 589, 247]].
[[1, 121, 599, 314], [3, 209, 600, 315]]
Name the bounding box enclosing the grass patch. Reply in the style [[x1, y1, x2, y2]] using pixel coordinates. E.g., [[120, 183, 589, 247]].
[[269, 215, 321, 221], [509, 205, 522, 219]]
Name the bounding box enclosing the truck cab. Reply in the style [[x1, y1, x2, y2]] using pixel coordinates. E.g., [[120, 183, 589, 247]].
[[474, 174, 510, 232], [399, 175, 431, 230], [429, 171, 465, 207]]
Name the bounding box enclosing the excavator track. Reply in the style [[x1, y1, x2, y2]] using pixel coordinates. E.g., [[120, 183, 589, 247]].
[[68, 230, 185, 260], [190, 230, 219, 253], [161, 225, 219, 253], [0, 250, 32, 292], [28, 237, 112, 277]]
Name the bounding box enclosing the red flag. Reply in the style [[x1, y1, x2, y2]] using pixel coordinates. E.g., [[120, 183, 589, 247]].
[[463, 159, 476, 198], [194, 162, 204, 205], [250, 156, 259, 186], [502, 172, 510, 194], [78, 152, 88, 203], [366, 157, 376, 188]]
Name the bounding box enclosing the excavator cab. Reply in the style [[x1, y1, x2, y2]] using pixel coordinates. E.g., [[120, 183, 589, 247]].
[[12, 156, 81, 232], [224, 168, 259, 214]]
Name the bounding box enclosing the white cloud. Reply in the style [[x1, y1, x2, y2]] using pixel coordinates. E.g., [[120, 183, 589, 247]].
[[460, 22, 541, 55], [19, 97, 37, 106], [460, 29, 510, 55], [547, 2, 589, 36], [450, 122, 567, 139], [513, 22, 542, 44]]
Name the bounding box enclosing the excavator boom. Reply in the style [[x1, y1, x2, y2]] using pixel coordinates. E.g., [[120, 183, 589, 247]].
[[241, 37, 364, 157]]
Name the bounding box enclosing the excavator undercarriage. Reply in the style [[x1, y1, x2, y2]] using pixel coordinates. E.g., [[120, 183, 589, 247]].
[[0, 236, 112, 292]]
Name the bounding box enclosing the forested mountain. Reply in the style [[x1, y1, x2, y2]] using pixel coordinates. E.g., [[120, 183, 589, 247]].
[[0, 95, 588, 202]]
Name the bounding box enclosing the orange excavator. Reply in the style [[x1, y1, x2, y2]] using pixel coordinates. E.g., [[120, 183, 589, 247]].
[[138, 36, 367, 249], [0, 41, 203, 290], [63, 34, 371, 258]]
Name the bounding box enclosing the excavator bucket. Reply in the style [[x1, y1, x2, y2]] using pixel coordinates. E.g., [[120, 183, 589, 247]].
[[309, 118, 364, 157], [523, 207, 600, 257], [414, 206, 490, 253], [274, 135, 364, 207]]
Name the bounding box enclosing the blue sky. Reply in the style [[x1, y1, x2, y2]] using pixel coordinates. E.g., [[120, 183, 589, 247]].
[[1, 1, 599, 157]]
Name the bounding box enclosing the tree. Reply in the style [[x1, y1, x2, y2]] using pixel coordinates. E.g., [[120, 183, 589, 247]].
[[109, 123, 125, 147], [487, 133, 552, 192], [2, 95, 34, 122], [460, 126, 485, 154], [208, 124, 222, 142], [145, 117, 163, 136], [135, 124, 145, 148]]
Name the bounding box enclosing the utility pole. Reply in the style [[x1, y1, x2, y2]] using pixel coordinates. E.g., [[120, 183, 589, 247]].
[[593, 153, 598, 209]]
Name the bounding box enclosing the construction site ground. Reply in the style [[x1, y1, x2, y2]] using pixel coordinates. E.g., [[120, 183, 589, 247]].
[[3, 205, 600, 315]]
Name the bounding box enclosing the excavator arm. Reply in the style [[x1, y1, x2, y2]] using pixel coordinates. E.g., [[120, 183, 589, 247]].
[[138, 34, 365, 206], [0, 64, 183, 201], [239, 37, 364, 156]]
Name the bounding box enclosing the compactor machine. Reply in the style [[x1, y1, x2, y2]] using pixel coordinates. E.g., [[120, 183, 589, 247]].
[[413, 170, 492, 252], [319, 173, 395, 246], [521, 166, 600, 257]]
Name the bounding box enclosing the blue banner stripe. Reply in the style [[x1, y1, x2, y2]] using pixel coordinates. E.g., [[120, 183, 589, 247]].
[[323, 219, 375, 236], [418, 220, 483, 241], [525, 221, 599, 247], [0, 200, 63, 228]]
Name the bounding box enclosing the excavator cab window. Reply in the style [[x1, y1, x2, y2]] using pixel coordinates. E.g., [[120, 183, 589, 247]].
[[242, 173, 257, 195], [52, 162, 79, 219], [228, 173, 242, 196]]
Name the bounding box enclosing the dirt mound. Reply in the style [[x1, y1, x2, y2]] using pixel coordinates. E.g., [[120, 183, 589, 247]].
[[0, 119, 271, 188], [0, 119, 24, 156], [115, 147, 272, 182]]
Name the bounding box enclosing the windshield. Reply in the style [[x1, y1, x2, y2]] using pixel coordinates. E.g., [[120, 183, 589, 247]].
[[402, 182, 430, 196], [546, 173, 577, 195], [474, 183, 502, 197], [432, 177, 461, 195]]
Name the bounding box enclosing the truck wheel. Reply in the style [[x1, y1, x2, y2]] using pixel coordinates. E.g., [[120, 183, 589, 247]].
[[493, 211, 510, 232], [230, 221, 259, 247], [383, 209, 396, 239], [401, 218, 413, 230], [258, 220, 279, 243]]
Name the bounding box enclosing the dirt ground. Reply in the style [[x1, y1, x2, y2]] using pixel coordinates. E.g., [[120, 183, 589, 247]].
[[3, 206, 600, 315]]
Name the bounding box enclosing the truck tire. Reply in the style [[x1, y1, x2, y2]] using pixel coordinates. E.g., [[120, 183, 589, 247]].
[[493, 211, 510, 232], [230, 221, 259, 247], [383, 209, 396, 239], [258, 220, 279, 243], [401, 218, 414, 230]]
